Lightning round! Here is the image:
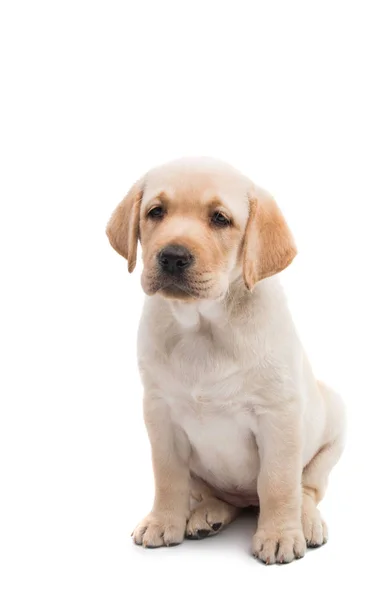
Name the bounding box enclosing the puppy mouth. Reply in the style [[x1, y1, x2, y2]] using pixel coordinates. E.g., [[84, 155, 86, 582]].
[[143, 272, 213, 300], [159, 282, 198, 300]]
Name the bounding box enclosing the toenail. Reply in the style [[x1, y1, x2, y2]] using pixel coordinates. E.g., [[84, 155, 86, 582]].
[[196, 529, 211, 539]]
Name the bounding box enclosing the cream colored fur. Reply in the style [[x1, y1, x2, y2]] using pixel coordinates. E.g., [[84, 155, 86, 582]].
[[107, 157, 346, 564]]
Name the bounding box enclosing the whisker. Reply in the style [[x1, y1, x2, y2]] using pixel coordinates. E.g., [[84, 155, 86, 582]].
[[190, 284, 213, 290]]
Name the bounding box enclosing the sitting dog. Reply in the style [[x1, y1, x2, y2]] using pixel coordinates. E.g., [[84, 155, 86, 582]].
[[106, 157, 346, 564]]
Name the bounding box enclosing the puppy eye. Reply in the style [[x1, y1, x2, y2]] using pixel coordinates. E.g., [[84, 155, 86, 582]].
[[211, 211, 231, 227], [148, 206, 164, 219]]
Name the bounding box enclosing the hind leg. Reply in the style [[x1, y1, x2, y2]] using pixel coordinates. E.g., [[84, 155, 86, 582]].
[[302, 384, 346, 547], [186, 477, 241, 539]]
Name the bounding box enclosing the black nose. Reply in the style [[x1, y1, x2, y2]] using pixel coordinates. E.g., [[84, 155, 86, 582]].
[[158, 245, 194, 275]]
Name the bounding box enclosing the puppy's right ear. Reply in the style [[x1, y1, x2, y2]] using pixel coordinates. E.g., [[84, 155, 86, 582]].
[[106, 178, 144, 272]]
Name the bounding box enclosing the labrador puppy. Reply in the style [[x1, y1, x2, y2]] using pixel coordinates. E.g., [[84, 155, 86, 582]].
[[106, 157, 345, 564]]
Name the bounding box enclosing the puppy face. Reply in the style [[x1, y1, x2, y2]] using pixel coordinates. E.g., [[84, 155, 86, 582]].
[[139, 165, 251, 300], [106, 158, 297, 301]]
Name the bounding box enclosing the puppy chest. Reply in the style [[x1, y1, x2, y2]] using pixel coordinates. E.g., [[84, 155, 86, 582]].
[[164, 331, 248, 394]]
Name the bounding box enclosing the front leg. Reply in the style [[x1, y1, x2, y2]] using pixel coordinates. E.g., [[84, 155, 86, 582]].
[[253, 409, 306, 564], [133, 393, 190, 548]]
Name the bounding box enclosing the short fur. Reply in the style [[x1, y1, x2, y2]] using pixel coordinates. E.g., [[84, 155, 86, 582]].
[[106, 157, 345, 564]]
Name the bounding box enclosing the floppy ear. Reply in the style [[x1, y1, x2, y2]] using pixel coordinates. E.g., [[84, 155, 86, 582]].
[[242, 187, 297, 290], [106, 178, 144, 272]]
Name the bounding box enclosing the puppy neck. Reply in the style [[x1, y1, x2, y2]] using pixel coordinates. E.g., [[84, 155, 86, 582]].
[[169, 298, 227, 331]]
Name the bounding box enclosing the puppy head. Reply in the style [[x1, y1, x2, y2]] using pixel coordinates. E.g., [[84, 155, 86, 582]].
[[106, 158, 296, 301]]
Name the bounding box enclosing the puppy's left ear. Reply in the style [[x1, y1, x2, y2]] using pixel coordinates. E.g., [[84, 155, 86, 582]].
[[106, 178, 144, 272], [242, 186, 297, 290]]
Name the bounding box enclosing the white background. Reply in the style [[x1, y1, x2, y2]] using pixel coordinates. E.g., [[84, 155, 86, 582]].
[[1, 1, 389, 598]]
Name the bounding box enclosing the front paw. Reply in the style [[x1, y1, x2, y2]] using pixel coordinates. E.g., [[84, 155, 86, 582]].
[[132, 512, 186, 548], [252, 527, 306, 565]]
